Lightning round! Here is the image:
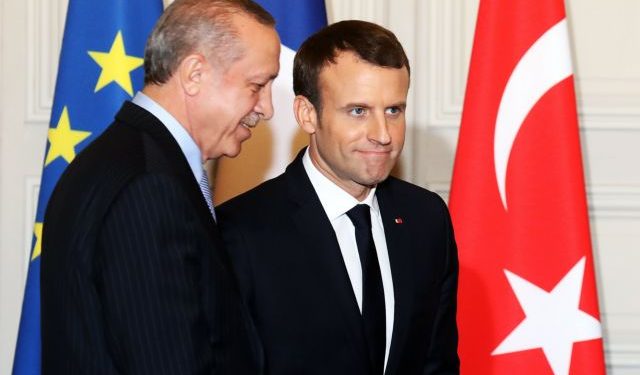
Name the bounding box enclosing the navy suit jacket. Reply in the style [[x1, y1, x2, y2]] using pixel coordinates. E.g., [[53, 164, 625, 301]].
[[41, 101, 262, 374], [218, 149, 459, 375]]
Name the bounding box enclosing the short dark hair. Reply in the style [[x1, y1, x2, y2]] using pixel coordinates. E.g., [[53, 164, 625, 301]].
[[144, 0, 275, 85], [293, 20, 410, 110]]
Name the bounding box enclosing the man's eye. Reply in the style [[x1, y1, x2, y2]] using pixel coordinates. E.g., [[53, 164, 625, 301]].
[[252, 83, 266, 92], [386, 106, 403, 115], [349, 107, 366, 116]]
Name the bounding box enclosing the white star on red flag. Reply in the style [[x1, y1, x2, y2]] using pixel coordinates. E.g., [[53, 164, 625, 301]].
[[493, 257, 602, 375]]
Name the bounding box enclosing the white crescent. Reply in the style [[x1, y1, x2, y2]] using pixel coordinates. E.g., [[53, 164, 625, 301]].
[[494, 19, 573, 210]]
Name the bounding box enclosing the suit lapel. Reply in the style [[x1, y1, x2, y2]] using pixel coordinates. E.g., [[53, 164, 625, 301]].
[[285, 151, 371, 372], [115, 102, 218, 236], [114, 102, 234, 280], [376, 182, 414, 374]]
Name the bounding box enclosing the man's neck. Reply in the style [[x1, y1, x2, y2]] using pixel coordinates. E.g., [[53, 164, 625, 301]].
[[307, 148, 373, 202]]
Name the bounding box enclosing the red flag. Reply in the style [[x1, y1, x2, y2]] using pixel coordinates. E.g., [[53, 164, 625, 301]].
[[449, 1, 606, 374]]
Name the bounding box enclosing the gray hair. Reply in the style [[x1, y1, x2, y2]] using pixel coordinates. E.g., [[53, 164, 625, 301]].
[[144, 0, 275, 85]]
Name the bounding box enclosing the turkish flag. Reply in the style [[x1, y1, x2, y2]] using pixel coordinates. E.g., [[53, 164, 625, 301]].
[[449, 1, 606, 374]]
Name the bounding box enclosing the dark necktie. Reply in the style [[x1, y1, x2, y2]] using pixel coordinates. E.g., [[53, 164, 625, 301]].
[[346, 204, 386, 374]]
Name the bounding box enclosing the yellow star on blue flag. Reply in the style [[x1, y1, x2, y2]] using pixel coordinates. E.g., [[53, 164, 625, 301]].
[[12, 1, 163, 374], [89, 31, 144, 96], [45, 106, 91, 166], [31, 223, 43, 261]]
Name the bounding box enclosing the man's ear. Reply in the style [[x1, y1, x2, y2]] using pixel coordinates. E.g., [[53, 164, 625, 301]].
[[294, 95, 319, 135], [178, 54, 206, 96]]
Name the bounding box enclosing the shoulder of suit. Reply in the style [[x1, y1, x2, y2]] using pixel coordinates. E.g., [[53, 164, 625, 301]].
[[58, 109, 185, 204], [217, 173, 288, 219], [381, 175, 442, 200], [68, 122, 144, 178], [378, 176, 451, 221]]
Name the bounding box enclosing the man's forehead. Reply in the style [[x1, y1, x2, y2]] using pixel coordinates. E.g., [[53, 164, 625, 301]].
[[320, 51, 408, 78], [319, 54, 408, 86]]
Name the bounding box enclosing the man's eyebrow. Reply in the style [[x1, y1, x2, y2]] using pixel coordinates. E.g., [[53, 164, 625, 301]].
[[342, 102, 371, 109], [388, 101, 407, 108]]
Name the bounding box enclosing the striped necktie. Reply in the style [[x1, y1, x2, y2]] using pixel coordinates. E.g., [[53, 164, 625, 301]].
[[199, 170, 216, 221]]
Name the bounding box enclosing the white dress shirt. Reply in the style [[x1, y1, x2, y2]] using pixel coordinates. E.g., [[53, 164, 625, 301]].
[[302, 149, 395, 369]]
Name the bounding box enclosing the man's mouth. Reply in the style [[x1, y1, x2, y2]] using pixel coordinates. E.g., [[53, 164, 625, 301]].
[[240, 113, 260, 129], [357, 149, 392, 156]]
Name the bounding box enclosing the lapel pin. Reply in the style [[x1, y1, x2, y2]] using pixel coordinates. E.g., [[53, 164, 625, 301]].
[[394, 217, 403, 224]]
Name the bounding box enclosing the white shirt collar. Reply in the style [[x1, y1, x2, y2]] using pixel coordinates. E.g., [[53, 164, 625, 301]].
[[302, 148, 377, 220], [132, 92, 204, 181]]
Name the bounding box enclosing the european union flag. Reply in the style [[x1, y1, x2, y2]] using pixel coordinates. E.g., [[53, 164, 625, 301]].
[[12, 1, 163, 373]]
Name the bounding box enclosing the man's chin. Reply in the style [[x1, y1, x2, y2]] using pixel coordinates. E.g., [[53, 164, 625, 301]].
[[366, 167, 394, 182], [357, 174, 390, 188], [223, 148, 242, 159], [219, 142, 243, 159]]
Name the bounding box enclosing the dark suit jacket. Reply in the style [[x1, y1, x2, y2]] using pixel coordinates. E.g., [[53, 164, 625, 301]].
[[218, 149, 459, 375], [41, 101, 262, 375]]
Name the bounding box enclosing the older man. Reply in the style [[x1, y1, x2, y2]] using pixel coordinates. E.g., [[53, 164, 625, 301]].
[[41, 1, 280, 373]]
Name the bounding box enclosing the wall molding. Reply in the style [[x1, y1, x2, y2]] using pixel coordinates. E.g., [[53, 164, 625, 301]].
[[26, 0, 67, 124], [577, 77, 640, 116], [604, 322, 640, 371], [607, 343, 640, 370], [424, 0, 640, 131], [428, 0, 476, 128], [588, 186, 640, 219], [327, 0, 388, 24]]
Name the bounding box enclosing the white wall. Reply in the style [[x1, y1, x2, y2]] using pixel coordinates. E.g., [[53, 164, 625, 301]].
[[1, 0, 638, 373]]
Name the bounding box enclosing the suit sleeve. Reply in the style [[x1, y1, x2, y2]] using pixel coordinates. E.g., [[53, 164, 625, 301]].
[[424, 197, 460, 375], [96, 173, 212, 375]]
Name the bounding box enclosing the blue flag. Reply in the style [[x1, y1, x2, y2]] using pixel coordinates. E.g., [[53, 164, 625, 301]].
[[214, 0, 327, 202], [12, 1, 163, 373], [256, 0, 327, 50]]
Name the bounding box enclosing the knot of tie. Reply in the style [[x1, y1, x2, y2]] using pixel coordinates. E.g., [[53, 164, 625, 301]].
[[346, 204, 372, 231]]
